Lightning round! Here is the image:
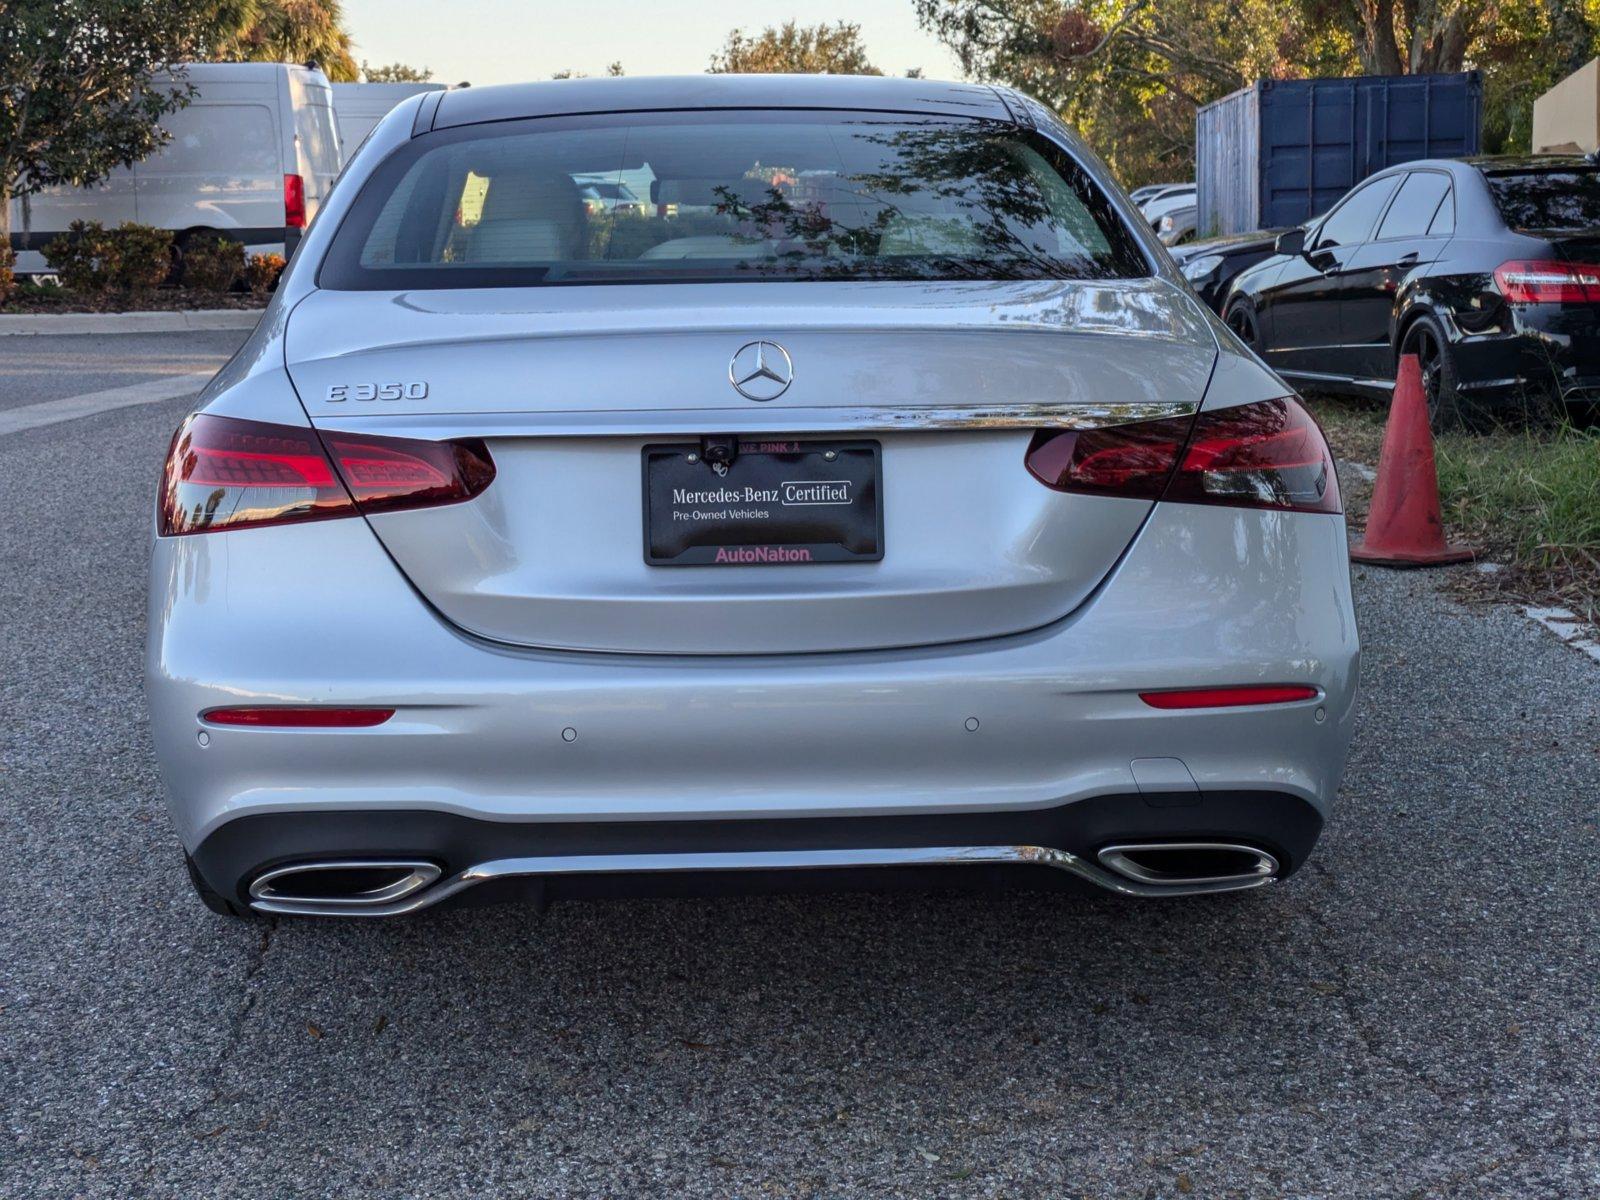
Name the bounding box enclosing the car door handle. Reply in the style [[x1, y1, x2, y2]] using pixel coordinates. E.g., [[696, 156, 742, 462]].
[[1397, 251, 1420, 265]]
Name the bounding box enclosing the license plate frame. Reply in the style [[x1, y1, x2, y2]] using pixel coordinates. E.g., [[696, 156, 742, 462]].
[[641, 438, 883, 567]]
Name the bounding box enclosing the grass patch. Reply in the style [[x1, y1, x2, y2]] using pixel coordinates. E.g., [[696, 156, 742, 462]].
[[1436, 428, 1600, 619], [1307, 394, 1600, 623]]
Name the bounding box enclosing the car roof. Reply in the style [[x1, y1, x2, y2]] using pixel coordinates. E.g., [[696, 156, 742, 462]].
[[1462, 153, 1599, 174], [431, 74, 1014, 130], [1372, 154, 1599, 177]]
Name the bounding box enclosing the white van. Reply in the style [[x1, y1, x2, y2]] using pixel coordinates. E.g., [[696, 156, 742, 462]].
[[9, 62, 342, 274], [331, 82, 445, 165]]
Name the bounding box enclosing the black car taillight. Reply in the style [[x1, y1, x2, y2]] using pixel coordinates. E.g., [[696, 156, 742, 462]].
[[1493, 259, 1600, 303], [159, 414, 495, 536], [1026, 397, 1340, 515]]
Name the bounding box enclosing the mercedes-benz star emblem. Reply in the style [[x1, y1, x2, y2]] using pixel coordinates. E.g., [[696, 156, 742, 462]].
[[728, 340, 793, 401]]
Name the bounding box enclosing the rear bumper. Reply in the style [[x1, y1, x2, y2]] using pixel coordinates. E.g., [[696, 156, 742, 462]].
[[195, 791, 1323, 913], [1451, 309, 1600, 403], [148, 501, 1359, 907]]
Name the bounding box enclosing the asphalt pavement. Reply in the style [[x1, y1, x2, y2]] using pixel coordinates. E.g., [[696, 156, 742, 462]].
[[2, 332, 1597, 1198]]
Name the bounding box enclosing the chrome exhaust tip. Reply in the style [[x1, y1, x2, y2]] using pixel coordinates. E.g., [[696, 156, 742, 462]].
[[248, 860, 441, 914], [1096, 842, 1279, 889]]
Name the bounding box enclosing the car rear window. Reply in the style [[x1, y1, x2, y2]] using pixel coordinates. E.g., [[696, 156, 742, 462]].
[[318, 111, 1148, 288], [1486, 169, 1600, 232]]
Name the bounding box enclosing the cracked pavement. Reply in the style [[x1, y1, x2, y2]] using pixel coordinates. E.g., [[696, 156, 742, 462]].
[[2, 337, 1598, 1197]]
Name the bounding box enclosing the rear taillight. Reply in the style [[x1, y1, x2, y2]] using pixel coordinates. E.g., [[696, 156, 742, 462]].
[[1493, 259, 1600, 303], [1026, 397, 1340, 515], [284, 172, 307, 228], [158, 414, 495, 536]]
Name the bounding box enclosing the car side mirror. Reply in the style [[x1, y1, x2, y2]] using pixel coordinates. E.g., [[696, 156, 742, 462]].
[[1274, 228, 1306, 256]]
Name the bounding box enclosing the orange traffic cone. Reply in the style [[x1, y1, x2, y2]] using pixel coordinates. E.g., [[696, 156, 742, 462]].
[[1349, 354, 1474, 568]]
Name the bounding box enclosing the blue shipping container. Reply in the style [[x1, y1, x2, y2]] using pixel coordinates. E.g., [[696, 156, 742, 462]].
[[1196, 72, 1482, 237]]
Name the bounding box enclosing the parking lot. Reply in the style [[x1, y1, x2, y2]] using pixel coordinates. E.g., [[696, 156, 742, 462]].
[[2, 329, 1598, 1197]]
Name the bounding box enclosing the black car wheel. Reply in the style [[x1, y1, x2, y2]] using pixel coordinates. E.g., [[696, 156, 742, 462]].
[[1224, 301, 1260, 351], [1399, 315, 1465, 431]]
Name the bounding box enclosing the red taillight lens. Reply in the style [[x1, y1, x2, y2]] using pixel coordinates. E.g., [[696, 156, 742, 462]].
[[1166, 398, 1340, 514], [159, 415, 351, 535], [1026, 398, 1340, 515], [284, 172, 307, 228], [159, 414, 495, 536], [203, 707, 395, 727], [1140, 685, 1319, 709], [1024, 413, 1190, 499], [323, 431, 497, 515], [1493, 259, 1600, 303]]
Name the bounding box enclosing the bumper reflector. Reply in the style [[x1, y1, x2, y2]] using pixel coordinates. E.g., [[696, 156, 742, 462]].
[[1139, 685, 1318, 710], [202, 707, 396, 728]]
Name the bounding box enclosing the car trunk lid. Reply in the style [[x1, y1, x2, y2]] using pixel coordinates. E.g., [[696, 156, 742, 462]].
[[285, 279, 1216, 654]]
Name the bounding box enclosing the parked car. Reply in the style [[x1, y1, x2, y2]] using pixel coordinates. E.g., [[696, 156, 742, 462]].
[[1139, 184, 1196, 223], [9, 62, 341, 273], [1155, 203, 1197, 245], [1130, 183, 1184, 206], [575, 177, 648, 215], [148, 75, 1356, 919], [1168, 228, 1292, 312], [331, 81, 446, 165], [1222, 155, 1600, 426]]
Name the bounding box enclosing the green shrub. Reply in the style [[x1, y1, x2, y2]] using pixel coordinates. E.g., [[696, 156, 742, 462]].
[[43, 220, 119, 292], [112, 221, 172, 292], [42, 220, 174, 293], [183, 236, 246, 292], [0, 244, 13, 303], [244, 251, 285, 295]]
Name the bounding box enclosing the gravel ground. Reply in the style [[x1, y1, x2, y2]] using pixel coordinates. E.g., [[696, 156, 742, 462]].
[[1, 379, 1597, 1198]]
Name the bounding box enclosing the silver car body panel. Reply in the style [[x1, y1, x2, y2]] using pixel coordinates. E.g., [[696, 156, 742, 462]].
[[149, 496, 1356, 848], [149, 76, 1359, 908], [283, 280, 1220, 654]]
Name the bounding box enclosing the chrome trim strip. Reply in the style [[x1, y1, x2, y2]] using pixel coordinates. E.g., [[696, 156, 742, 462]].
[[249, 859, 442, 908], [309, 401, 1198, 441], [1096, 842, 1279, 887], [246, 843, 1274, 917]]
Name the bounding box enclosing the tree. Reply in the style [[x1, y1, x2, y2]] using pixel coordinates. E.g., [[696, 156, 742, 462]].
[[0, 0, 213, 259], [708, 21, 884, 75], [550, 62, 625, 80], [915, 0, 1597, 183], [362, 60, 432, 83], [203, 0, 359, 81], [916, 0, 1337, 182]]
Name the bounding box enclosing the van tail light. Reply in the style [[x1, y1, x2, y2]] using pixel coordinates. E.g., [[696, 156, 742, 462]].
[[159, 414, 495, 536], [1493, 259, 1600, 303], [1026, 397, 1340, 515], [284, 173, 307, 228]]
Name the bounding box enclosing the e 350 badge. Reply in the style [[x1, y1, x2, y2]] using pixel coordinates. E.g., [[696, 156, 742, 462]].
[[326, 381, 429, 403]]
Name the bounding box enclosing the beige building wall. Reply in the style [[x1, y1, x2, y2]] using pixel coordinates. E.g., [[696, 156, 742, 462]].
[[1533, 58, 1600, 154]]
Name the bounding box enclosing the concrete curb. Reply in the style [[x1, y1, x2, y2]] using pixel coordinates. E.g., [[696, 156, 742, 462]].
[[0, 309, 262, 336]]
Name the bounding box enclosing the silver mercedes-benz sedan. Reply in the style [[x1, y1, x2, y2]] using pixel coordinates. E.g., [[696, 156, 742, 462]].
[[147, 75, 1358, 918]]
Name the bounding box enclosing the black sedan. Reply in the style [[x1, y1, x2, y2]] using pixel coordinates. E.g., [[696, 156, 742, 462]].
[[1221, 156, 1600, 427], [1169, 228, 1291, 313]]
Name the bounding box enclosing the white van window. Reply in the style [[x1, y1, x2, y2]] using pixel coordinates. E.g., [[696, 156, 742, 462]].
[[149, 104, 278, 177], [296, 103, 342, 182]]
